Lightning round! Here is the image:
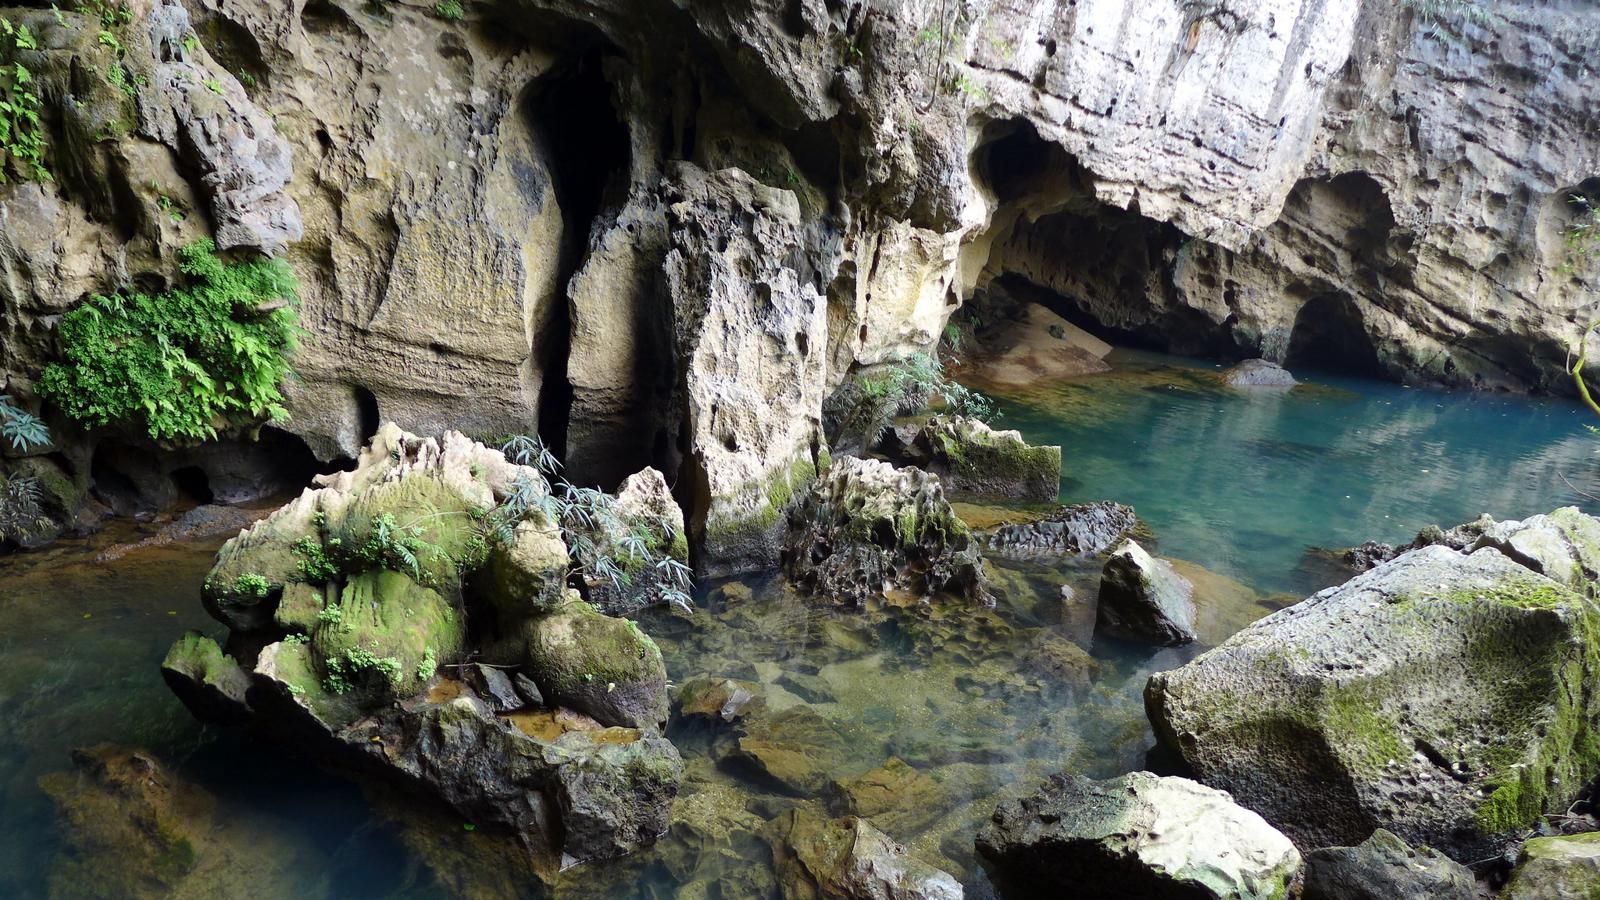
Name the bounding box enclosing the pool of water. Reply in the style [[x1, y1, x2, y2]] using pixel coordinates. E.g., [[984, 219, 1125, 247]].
[[2, 351, 1596, 898]]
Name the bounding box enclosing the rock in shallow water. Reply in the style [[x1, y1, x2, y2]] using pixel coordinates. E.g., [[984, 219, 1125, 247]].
[[976, 771, 1301, 900], [1301, 829, 1474, 900], [783, 456, 986, 605], [767, 807, 964, 900], [1147, 534, 1600, 859], [1220, 359, 1298, 387], [982, 501, 1139, 558], [884, 416, 1062, 503], [1097, 539, 1197, 646]]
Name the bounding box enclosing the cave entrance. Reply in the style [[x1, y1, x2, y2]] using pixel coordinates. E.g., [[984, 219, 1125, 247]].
[[1286, 292, 1383, 378], [170, 466, 215, 506], [525, 48, 632, 471]]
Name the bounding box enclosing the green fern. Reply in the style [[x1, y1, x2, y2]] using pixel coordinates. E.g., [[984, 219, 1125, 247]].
[[0, 18, 49, 182], [39, 241, 302, 443]]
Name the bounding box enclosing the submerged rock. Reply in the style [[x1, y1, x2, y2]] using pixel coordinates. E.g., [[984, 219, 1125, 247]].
[[783, 457, 986, 605], [1301, 829, 1474, 900], [766, 808, 964, 900], [38, 745, 308, 899], [1147, 537, 1600, 858], [675, 676, 766, 723], [885, 416, 1062, 503], [976, 771, 1301, 899], [1220, 359, 1298, 387], [982, 501, 1139, 558], [1501, 831, 1600, 899], [1097, 540, 1197, 646], [732, 706, 852, 797]]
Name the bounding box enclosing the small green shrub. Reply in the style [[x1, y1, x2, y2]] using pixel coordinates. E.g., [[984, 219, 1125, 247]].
[[234, 573, 271, 597], [39, 240, 301, 443], [0, 395, 48, 450], [0, 475, 49, 544], [433, 0, 464, 20]]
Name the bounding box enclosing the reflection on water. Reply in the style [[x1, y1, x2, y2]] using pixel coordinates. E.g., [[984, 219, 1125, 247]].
[[2, 351, 1597, 897]]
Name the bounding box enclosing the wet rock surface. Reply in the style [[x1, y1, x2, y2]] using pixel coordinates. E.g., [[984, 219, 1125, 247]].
[[766, 808, 964, 900], [982, 501, 1140, 559], [1220, 360, 1299, 388], [1147, 525, 1600, 859], [977, 771, 1301, 900], [1097, 540, 1197, 646], [1301, 829, 1474, 900]]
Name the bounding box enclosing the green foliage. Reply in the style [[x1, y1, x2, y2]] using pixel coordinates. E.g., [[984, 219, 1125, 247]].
[[497, 436, 695, 613], [433, 0, 464, 20], [1566, 194, 1598, 266], [0, 18, 48, 182], [0, 474, 50, 544], [416, 647, 438, 681], [201, 77, 222, 95], [861, 352, 995, 421], [323, 647, 403, 694], [294, 513, 452, 585], [0, 395, 49, 450], [233, 573, 271, 598], [39, 240, 302, 443], [1402, 0, 1495, 41], [294, 535, 339, 581]]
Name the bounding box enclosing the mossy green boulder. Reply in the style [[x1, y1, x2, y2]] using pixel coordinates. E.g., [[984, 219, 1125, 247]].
[[160, 632, 251, 725], [521, 596, 669, 729], [1502, 831, 1600, 899], [486, 517, 570, 618], [1147, 540, 1600, 860], [897, 415, 1062, 503], [311, 570, 463, 699]]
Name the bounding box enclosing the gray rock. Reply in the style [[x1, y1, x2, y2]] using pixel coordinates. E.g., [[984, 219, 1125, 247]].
[[783, 457, 986, 605], [984, 502, 1139, 558], [1221, 359, 1298, 387], [885, 416, 1062, 503], [470, 664, 524, 713], [1502, 832, 1600, 900], [513, 673, 545, 709], [519, 597, 671, 731], [675, 676, 766, 724], [977, 771, 1301, 899], [1097, 540, 1197, 646], [1147, 539, 1600, 859], [767, 808, 963, 900], [1302, 829, 1474, 900]]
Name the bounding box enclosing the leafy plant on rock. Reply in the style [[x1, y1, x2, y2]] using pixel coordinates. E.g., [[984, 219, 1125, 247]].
[[0, 474, 49, 545], [0, 395, 49, 450], [39, 240, 302, 443], [433, 0, 464, 20], [0, 17, 48, 182], [497, 436, 695, 613]]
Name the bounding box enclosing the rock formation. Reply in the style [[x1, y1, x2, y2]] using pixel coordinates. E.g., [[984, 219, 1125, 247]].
[[1301, 829, 1475, 900], [976, 771, 1302, 900], [1501, 832, 1600, 900], [161, 424, 686, 876], [1097, 539, 1198, 645], [1147, 514, 1600, 860], [883, 416, 1062, 503]]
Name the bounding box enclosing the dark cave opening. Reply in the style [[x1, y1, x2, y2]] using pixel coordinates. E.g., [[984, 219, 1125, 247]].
[[1286, 292, 1383, 378], [526, 48, 632, 472], [170, 466, 215, 506], [353, 385, 381, 448]]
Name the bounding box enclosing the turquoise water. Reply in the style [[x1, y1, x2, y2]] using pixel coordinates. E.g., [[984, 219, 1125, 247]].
[[2, 351, 1597, 897], [986, 350, 1600, 596]]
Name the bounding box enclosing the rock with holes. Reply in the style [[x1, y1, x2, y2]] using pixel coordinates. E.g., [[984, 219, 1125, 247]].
[[665, 163, 830, 578], [1146, 540, 1600, 860], [1468, 507, 1600, 591], [976, 771, 1301, 900], [983, 501, 1140, 559], [783, 456, 986, 605], [1097, 540, 1197, 646], [1221, 359, 1298, 387]]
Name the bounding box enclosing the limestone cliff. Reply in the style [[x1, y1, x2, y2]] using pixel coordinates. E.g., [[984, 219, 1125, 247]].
[[1, 0, 1595, 567]]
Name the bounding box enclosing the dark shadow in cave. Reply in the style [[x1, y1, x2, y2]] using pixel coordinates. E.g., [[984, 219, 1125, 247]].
[[170, 466, 215, 506], [525, 48, 632, 471], [1286, 292, 1383, 378]]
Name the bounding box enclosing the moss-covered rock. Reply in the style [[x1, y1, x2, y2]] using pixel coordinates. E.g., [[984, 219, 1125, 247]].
[[575, 467, 691, 616], [486, 517, 569, 618], [160, 632, 251, 725], [1502, 831, 1600, 900], [311, 569, 464, 700], [887, 415, 1062, 503], [201, 490, 326, 632], [1097, 539, 1197, 646], [271, 582, 327, 633], [1147, 542, 1600, 859], [783, 456, 986, 604], [521, 596, 669, 729], [1302, 829, 1474, 900]]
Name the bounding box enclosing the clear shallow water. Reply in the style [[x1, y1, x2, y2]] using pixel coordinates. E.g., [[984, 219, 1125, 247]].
[[2, 351, 1597, 897]]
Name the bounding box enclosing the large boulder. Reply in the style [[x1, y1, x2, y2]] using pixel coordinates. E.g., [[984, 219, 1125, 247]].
[[784, 456, 986, 605], [1097, 540, 1197, 646], [886, 416, 1062, 503], [518, 596, 670, 731], [1220, 359, 1298, 387], [1301, 829, 1474, 900], [1501, 832, 1600, 900], [766, 808, 964, 900], [1147, 539, 1600, 859], [976, 771, 1301, 899]]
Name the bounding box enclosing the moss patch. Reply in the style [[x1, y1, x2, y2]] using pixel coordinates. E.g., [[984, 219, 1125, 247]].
[[311, 570, 464, 700]]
